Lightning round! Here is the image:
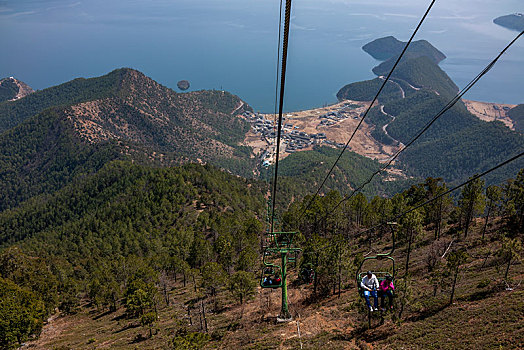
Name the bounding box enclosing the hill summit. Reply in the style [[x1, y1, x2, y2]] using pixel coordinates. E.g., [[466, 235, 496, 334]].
[[0, 68, 256, 211]]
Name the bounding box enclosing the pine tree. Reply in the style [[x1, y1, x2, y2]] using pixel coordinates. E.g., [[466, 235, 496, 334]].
[[458, 177, 485, 238]]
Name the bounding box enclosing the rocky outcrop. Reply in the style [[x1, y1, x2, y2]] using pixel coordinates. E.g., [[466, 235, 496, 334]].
[[0, 77, 34, 102]]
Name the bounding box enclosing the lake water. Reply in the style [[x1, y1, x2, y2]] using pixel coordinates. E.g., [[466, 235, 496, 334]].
[[1, 0, 523, 112]]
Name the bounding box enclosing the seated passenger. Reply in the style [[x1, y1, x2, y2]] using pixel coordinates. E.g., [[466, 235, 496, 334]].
[[360, 271, 379, 312], [378, 275, 394, 310]]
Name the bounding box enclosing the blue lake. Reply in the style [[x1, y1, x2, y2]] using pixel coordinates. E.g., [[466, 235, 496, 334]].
[[1, 0, 523, 112]]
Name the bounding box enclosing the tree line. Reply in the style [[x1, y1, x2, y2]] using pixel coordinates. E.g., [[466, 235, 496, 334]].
[[0, 163, 522, 348]]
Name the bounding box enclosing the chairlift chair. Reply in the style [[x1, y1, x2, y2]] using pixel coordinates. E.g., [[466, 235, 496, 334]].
[[355, 222, 397, 297], [260, 247, 283, 289]]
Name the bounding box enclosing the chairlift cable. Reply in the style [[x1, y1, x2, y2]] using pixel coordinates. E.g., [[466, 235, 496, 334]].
[[266, 0, 284, 232], [270, 0, 293, 234], [359, 150, 524, 236], [272, 0, 284, 131]]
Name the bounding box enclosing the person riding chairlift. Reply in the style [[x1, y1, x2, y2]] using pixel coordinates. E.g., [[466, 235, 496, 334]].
[[361, 271, 379, 312], [263, 276, 272, 286], [378, 274, 394, 310], [274, 275, 281, 284]]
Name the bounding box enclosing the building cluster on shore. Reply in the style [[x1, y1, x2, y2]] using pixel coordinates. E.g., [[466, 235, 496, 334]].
[[242, 102, 361, 166]]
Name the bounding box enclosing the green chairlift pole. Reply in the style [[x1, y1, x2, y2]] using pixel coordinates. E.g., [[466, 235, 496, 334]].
[[260, 232, 300, 322], [280, 250, 290, 320]]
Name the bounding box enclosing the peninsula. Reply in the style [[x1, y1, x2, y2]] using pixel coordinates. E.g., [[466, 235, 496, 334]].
[[493, 13, 524, 32]]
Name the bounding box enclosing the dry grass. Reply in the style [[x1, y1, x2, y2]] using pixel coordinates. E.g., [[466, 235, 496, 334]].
[[24, 218, 523, 349]]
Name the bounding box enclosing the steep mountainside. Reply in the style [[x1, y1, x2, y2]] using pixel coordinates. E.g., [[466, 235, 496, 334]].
[[4, 165, 523, 350], [0, 71, 124, 133], [0, 69, 256, 211], [0, 161, 266, 249], [0, 108, 123, 212], [0, 77, 34, 103]]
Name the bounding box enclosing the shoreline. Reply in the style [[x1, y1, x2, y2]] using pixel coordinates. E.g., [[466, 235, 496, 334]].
[[241, 97, 520, 177]]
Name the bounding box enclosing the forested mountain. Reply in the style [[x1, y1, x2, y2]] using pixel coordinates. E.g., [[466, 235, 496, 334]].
[[336, 77, 403, 103], [0, 108, 122, 211], [337, 37, 524, 185], [0, 160, 266, 254], [0, 71, 124, 132], [0, 69, 258, 211], [2, 159, 522, 349], [373, 55, 459, 100], [0, 69, 252, 159], [0, 63, 522, 348], [261, 146, 413, 200], [0, 161, 267, 348]]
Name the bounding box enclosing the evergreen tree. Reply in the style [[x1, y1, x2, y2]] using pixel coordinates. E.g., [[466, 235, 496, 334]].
[[504, 169, 524, 232], [399, 209, 423, 275], [228, 271, 256, 307], [497, 235, 522, 284], [0, 277, 45, 348], [482, 185, 502, 240], [445, 248, 468, 306], [458, 177, 485, 238]]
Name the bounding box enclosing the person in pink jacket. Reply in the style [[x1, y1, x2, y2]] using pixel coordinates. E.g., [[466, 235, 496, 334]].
[[379, 275, 394, 310]]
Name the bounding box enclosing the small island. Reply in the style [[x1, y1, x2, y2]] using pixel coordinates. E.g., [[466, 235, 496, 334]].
[[493, 13, 524, 32], [177, 80, 190, 91]]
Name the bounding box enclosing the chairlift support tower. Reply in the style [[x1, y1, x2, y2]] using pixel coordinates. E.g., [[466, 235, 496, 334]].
[[261, 231, 301, 321]]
